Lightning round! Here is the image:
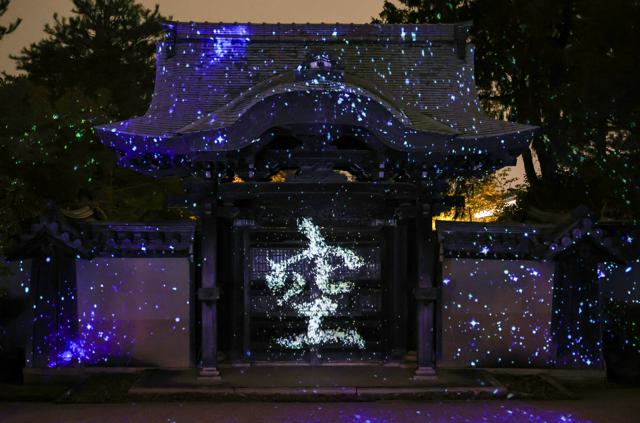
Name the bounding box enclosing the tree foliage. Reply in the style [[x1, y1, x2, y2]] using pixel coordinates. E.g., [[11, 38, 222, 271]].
[[0, 77, 183, 252], [12, 0, 163, 119], [379, 0, 640, 220], [377, 0, 469, 24], [0, 0, 20, 41], [0, 1, 180, 253], [435, 169, 520, 223]]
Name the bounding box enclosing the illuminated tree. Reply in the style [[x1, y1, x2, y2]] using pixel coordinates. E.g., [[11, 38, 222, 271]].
[[266, 218, 365, 349], [435, 169, 520, 223]]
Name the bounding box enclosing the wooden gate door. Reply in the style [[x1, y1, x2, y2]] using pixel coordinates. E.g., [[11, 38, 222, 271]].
[[243, 226, 388, 363]]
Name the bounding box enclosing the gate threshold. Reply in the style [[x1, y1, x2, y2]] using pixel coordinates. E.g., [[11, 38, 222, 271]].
[[128, 367, 512, 401]]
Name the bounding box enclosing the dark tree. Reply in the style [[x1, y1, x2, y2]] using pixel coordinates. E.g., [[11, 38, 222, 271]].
[[13, 0, 164, 119], [377, 0, 467, 24], [0, 0, 20, 41], [0, 77, 183, 251], [0, 1, 181, 254], [378, 0, 640, 219]]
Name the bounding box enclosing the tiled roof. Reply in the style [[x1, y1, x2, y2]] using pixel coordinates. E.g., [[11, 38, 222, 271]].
[[436, 220, 553, 260], [8, 206, 195, 260], [547, 208, 640, 263], [96, 22, 537, 156], [436, 211, 639, 262]]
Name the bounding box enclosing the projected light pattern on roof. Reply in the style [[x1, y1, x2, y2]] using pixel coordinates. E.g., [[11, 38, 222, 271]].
[[96, 22, 536, 177]]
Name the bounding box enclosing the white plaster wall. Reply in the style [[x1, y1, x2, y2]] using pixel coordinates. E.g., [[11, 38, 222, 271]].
[[76, 258, 191, 367], [439, 259, 555, 368]]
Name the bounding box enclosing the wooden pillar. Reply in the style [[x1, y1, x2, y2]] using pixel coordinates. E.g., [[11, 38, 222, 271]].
[[198, 196, 221, 379], [229, 225, 244, 363], [389, 219, 408, 360], [242, 228, 251, 361], [414, 207, 437, 379]]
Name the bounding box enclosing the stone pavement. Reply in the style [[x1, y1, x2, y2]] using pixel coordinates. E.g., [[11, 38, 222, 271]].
[[1, 365, 605, 404], [2, 386, 640, 423], [126, 366, 541, 401]]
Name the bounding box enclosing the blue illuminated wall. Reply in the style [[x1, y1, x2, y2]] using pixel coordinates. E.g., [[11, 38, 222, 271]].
[[74, 258, 191, 367], [440, 259, 555, 367]]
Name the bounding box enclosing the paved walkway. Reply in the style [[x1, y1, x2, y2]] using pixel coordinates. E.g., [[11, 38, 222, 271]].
[[1, 387, 640, 423], [128, 366, 505, 400]]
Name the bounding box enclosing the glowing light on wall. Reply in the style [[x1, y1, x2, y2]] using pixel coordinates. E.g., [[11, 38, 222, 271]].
[[265, 218, 365, 349]]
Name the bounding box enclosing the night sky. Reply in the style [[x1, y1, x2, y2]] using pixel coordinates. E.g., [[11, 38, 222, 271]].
[[0, 0, 386, 74]]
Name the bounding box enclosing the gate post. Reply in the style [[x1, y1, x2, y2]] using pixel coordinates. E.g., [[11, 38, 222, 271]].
[[198, 174, 221, 380], [414, 205, 437, 379]]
